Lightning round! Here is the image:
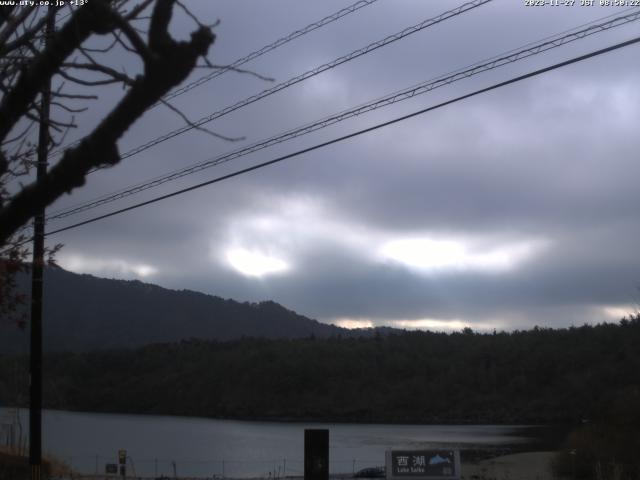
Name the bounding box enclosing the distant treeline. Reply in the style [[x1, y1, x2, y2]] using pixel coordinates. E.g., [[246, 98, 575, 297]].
[[1, 317, 640, 425]]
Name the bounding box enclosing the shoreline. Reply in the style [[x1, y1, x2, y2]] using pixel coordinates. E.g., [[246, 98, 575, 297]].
[[1, 405, 559, 428], [2, 447, 558, 480]]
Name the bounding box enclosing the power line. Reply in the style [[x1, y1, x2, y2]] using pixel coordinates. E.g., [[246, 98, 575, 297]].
[[46, 0, 494, 218], [46, 0, 381, 159], [97, 0, 492, 165], [42, 34, 640, 239], [161, 0, 381, 103], [46, 8, 640, 222]]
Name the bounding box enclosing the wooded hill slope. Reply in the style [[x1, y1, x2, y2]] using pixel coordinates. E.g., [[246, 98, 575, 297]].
[[0, 267, 350, 353], [2, 317, 639, 424]]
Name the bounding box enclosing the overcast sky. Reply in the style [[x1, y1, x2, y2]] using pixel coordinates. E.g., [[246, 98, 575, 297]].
[[42, 0, 640, 331]]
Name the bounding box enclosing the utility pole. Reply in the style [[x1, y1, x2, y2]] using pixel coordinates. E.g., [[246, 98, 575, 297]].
[[30, 8, 55, 480]]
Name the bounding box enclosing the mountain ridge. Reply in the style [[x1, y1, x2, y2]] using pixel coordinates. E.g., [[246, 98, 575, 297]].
[[0, 267, 362, 353]]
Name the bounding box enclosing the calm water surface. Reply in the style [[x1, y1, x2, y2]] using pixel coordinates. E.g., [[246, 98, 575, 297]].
[[2, 408, 531, 477]]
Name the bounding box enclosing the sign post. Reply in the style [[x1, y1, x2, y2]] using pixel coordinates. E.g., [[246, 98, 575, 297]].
[[118, 449, 127, 479], [386, 450, 461, 480], [304, 429, 329, 480]]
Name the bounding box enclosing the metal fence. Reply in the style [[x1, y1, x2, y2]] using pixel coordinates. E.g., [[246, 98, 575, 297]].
[[0, 407, 27, 455], [53, 456, 384, 479], [46, 455, 640, 480]]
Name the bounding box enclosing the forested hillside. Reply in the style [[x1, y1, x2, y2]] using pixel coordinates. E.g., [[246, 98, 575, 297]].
[[2, 317, 639, 425], [0, 267, 348, 353]]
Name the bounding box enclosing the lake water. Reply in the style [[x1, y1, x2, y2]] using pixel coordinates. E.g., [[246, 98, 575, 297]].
[[1, 408, 532, 477]]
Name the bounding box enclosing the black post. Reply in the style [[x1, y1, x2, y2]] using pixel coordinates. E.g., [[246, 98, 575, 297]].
[[304, 429, 329, 480], [29, 8, 54, 480]]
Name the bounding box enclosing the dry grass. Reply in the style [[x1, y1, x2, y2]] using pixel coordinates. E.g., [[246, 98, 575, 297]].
[[0, 446, 74, 479]]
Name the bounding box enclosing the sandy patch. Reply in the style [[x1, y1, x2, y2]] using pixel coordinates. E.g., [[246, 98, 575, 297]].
[[461, 451, 555, 479]]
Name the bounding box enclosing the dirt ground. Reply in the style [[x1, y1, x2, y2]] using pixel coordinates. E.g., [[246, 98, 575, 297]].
[[461, 451, 556, 480]]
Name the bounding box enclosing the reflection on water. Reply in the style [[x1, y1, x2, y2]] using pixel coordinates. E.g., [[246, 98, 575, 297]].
[[1, 408, 530, 477]]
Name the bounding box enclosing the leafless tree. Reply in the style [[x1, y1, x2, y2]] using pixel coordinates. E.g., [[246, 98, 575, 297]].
[[0, 0, 220, 324]]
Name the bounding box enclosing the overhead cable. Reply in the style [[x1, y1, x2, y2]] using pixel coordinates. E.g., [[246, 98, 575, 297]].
[[103, 0, 493, 163], [46, 0, 381, 158], [46, 8, 640, 222], [42, 34, 640, 238], [162, 0, 381, 103]]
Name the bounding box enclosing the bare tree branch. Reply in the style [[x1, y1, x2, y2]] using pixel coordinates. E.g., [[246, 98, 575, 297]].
[[0, 0, 216, 244], [112, 30, 139, 55], [159, 98, 245, 143], [0, 6, 17, 31], [110, 10, 154, 63], [52, 91, 99, 100], [58, 69, 126, 87], [51, 101, 88, 114], [124, 0, 156, 21], [204, 63, 274, 82], [0, 7, 35, 52], [62, 62, 136, 85], [0, 9, 55, 56], [0, 0, 118, 141], [80, 35, 119, 54]]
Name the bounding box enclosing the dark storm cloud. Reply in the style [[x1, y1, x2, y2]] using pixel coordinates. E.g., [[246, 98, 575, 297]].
[[50, 0, 640, 330]]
